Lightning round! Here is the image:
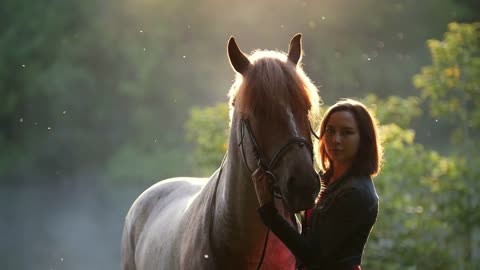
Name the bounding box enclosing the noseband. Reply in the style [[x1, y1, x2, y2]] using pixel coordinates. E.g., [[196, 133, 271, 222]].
[[238, 119, 317, 199]]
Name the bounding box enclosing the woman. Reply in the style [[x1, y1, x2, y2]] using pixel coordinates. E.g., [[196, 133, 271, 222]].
[[252, 98, 382, 270]]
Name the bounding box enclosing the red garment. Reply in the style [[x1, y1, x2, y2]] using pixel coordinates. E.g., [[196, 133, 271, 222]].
[[304, 207, 314, 226]]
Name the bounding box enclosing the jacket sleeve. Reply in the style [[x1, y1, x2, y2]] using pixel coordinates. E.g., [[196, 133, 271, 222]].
[[257, 188, 369, 266]]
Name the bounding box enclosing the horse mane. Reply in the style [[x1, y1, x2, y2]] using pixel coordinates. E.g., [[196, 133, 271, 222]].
[[228, 50, 320, 123]]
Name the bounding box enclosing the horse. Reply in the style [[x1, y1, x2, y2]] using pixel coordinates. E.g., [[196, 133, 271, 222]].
[[121, 34, 321, 270]]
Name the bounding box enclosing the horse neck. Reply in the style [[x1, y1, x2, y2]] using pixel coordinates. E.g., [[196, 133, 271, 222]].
[[212, 116, 266, 252]]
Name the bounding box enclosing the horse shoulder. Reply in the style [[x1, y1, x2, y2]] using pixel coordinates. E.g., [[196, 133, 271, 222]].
[[126, 177, 207, 232], [123, 177, 210, 269]]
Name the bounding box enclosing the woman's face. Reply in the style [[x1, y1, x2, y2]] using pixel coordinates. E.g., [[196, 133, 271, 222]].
[[323, 110, 360, 166]]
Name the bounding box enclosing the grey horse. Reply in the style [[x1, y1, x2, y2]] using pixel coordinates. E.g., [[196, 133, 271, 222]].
[[121, 34, 321, 270]]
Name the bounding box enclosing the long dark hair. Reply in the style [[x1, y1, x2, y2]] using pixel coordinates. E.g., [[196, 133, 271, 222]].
[[318, 99, 383, 180]]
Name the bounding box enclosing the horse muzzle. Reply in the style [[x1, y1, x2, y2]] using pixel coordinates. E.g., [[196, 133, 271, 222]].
[[283, 171, 320, 212]]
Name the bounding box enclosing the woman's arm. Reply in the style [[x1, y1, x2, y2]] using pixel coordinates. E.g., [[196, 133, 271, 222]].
[[257, 188, 369, 266]]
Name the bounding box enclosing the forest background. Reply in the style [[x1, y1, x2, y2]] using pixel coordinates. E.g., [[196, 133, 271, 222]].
[[1, 0, 479, 269]]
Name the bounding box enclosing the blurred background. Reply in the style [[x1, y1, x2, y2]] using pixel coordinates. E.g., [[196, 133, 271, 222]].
[[1, 0, 479, 269]]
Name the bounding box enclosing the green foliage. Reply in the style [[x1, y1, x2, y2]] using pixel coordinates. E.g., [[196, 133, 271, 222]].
[[185, 103, 230, 176], [413, 22, 480, 145], [106, 143, 188, 184], [0, 0, 199, 182], [362, 95, 422, 128], [370, 23, 480, 269], [2, 0, 477, 184], [364, 122, 459, 269]]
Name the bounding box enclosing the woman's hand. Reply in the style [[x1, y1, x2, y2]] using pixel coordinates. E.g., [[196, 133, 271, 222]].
[[251, 167, 274, 207]]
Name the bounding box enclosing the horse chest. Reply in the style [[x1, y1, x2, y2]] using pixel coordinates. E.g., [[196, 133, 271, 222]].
[[260, 231, 297, 270]]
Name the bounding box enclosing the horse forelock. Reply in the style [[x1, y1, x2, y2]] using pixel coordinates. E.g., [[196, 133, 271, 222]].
[[228, 50, 320, 123]]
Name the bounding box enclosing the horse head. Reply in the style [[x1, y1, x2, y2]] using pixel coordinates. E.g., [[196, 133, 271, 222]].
[[227, 34, 320, 212]]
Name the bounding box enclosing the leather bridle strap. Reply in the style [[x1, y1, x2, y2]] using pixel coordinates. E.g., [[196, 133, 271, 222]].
[[238, 119, 314, 199], [309, 121, 320, 140]]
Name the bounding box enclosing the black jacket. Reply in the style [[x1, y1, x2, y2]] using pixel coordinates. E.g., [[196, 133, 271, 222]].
[[258, 174, 378, 270]]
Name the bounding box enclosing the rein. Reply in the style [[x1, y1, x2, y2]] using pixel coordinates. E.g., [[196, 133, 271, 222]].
[[207, 152, 227, 270], [208, 119, 319, 270], [238, 118, 318, 270]]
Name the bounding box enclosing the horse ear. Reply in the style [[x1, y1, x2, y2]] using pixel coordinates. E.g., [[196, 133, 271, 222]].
[[287, 33, 302, 65], [228, 37, 251, 75]]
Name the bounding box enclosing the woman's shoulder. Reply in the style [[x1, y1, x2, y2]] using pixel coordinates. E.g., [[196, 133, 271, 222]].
[[338, 175, 378, 206], [344, 175, 375, 191]]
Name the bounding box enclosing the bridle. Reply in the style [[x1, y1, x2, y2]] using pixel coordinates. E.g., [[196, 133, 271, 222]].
[[238, 118, 318, 198]]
